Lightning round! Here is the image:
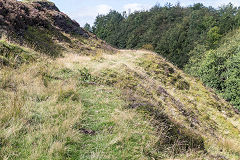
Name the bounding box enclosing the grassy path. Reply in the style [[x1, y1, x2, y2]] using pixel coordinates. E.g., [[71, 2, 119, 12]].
[[65, 85, 160, 160], [1, 50, 240, 159]]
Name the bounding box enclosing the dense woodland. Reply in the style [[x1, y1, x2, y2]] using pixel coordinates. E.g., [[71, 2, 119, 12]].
[[86, 3, 240, 108]]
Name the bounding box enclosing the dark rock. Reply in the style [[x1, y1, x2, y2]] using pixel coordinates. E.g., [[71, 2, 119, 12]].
[[234, 108, 240, 114], [128, 102, 154, 109], [157, 86, 168, 96], [0, 0, 48, 32], [51, 12, 88, 36], [32, 1, 60, 11], [79, 128, 96, 135], [164, 66, 175, 76], [209, 154, 228, 160]]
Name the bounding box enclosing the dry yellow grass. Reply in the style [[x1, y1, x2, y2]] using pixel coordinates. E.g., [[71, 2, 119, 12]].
[[0, 48, 240, 159], [0, 57, 83, 159]]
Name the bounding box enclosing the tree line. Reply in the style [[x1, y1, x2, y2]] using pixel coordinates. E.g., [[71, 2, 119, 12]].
[[85, 3, 240, 108]]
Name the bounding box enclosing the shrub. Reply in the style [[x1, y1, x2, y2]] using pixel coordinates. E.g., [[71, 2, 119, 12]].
[[58, 90, 79, 102], [142, 44, 154, 51], [78, 68, 97, 86], [198, 32, 240, 108]]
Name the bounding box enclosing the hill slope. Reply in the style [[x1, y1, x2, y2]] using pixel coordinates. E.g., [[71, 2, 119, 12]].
[[1, 48, 240, 159], [0, 0, 113, 58], [0, 1, 240, 160], [91, 4, 240, 109]]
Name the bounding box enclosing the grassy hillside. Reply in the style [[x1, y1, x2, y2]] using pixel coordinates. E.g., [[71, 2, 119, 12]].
[[0, 1, 240, 159], [91, 3, 240, 109], [1, 41, 240, 159], [0, 39, 36, 68]]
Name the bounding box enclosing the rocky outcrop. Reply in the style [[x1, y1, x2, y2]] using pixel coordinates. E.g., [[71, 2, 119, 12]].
[[0, 0, 89, 37], [0, 0, 47, 32], [32, 1, 60, 11]]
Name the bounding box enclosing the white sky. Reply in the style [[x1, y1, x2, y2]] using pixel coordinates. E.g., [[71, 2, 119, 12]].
[[51, 0, 240, 26]]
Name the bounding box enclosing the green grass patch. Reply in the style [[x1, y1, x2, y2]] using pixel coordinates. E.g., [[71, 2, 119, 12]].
[[23, 26, 70, 57], [0, 40, 35, 68], [65, 85, 162, 159]]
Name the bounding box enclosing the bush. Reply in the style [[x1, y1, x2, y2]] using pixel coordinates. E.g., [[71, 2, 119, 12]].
[[78, 68, 97, 86], [142, 44, 154, 51], [197, 31, 240, 108], [222, 52, 240, 107], [58, 90, 79, 102]]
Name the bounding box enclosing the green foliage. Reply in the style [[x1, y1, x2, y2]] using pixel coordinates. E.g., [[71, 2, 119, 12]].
[[199, 50, 223, 89], [83, 23, 92, 32], [58, 89, 79, 102], [93, 3, 240, 67], [218, 3, 239, 34], [78, 68, 97, 86], [207, 26, 222, 48], [192, 30, 240, 108], [184, 44, 207, 77], [93, 10, 125, 48], [92, 3, 240, 108], [198, 50, 240, 107], [23, 26, 69, 57], [223, 53, 240, 106]]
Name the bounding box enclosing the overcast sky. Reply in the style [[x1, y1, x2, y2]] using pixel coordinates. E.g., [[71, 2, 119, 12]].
[[50, 0, 240, 27]]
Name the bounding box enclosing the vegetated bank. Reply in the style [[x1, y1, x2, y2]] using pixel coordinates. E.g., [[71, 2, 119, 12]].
[[91, 3, 240, 109]]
